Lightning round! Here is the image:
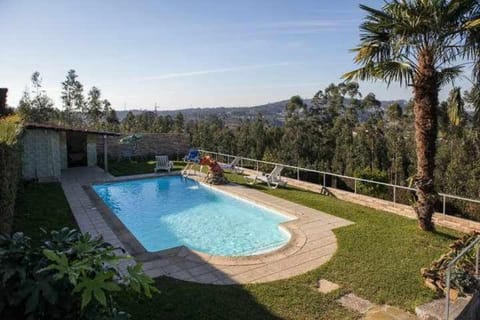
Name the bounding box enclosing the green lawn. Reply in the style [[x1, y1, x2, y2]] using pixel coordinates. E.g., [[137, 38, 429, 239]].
[[13, 182, 76, 243], [107, 159, 185, 176], [12, 168, 460, 319]]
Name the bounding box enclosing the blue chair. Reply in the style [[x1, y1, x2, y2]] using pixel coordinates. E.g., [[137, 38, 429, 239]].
[[184, 149, 200, 163]]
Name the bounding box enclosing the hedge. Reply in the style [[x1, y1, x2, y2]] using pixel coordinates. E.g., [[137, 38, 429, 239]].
[[0, 115, 23, 234]]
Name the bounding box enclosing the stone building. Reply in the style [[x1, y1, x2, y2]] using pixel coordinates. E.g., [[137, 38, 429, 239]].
[[22, 123, 119, 181]]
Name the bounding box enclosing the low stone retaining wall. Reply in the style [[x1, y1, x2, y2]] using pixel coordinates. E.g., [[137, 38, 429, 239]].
[[97, 133, 190, 160], [241, 168, 480, 234]]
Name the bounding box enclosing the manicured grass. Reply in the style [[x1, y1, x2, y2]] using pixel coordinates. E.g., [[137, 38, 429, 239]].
[[13, 168, 459, 319], [13, 182, 76, 243], [119, 171, 459, 319], [107, 159, 185, 176]]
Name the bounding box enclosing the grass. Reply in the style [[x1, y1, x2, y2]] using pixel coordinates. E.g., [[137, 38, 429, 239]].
[[107, 159, 185, 177], [13, 182, 76, 243], [12, 165, 460, 319]]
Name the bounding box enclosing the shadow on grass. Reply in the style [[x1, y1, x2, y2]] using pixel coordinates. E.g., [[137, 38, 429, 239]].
[[118, 277, 283, 320]]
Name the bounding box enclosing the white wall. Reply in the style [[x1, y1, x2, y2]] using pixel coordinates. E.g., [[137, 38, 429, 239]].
[[22, 129, 62, 180]]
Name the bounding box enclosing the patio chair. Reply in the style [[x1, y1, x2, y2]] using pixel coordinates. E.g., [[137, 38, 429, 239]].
[[244, 165, 286, 189], [184, 149, 200, 163], [220, 156, 242, 173], [154, 155, 173, 173]]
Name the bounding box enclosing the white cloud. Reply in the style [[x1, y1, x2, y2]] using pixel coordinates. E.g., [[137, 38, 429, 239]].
[[136, 62, 295, 81]]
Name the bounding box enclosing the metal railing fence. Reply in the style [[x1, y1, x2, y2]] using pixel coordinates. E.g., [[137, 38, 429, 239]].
[[445, 236, 480, 319], [199, 149, 480, 218]]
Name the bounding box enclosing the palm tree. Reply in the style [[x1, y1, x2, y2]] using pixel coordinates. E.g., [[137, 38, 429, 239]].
[[343, 0, 480, 231]]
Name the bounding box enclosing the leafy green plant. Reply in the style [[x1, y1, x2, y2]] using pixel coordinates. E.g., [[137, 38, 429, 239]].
[[0, 114, 24, 234], [0, 228, 158, 320]]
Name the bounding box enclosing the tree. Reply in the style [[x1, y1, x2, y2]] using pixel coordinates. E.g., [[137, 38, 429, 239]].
[[174, 112, 185, 133], [61, 69, 85, 124], [343, 0, 480, 231], [17, 72, 56, 123], [86, 86, 104, 125], [122, 111, 137, 132], [105, 107, 120, 131]]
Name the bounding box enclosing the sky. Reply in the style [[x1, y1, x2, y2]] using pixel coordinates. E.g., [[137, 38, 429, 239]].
[[0, 0, 470, 111]]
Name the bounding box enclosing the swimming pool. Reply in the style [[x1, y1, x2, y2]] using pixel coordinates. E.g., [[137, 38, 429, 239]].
[[92, 176, 293, 256]]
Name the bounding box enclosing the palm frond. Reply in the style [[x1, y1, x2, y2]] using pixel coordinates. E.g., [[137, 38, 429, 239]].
[[342, 61, 413, 87], [446, 87, 465, 126], [437, 66, 464, 87]]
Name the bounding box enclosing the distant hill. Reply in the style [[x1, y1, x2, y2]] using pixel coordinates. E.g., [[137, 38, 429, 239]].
[[116, 98, 407, 126]]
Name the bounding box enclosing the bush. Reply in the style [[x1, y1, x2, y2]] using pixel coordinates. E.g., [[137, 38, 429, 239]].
[[0, 115, 24, 234], [354, 167, 389, 199], [0, 228, 157, 320]]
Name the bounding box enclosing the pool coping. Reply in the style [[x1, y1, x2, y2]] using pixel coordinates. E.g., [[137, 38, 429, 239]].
[[72, 169, 353, 284], [84, 173, 308, 265]]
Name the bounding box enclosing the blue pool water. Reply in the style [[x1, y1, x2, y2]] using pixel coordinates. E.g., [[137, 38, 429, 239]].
[[93, 176, 292, 256]]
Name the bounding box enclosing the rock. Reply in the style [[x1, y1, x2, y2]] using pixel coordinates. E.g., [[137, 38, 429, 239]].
[[338, 293, 374, 314], [316, 279, 340, 294]]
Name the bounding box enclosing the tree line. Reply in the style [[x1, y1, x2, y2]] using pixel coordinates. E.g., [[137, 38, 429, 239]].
[[187, 81, 480, 222], [13, 69, 480, 221]]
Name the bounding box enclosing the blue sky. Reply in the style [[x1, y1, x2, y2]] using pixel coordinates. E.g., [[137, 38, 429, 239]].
[[0, 0, 465, 110]]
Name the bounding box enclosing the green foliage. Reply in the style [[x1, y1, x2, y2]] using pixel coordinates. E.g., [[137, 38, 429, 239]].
[[354, 167, 389, 198], [0, 115, 24, 234], [0, 228, 157, 319], [17, 72, 57, 123]]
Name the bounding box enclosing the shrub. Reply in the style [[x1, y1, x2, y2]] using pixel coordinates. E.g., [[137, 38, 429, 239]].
[[354, 167, 389, 199], [0, 228, 157, 320], [0, 114, 24, 234]]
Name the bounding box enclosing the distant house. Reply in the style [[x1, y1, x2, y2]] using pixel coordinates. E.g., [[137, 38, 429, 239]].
[[22, 123, 119, 181]]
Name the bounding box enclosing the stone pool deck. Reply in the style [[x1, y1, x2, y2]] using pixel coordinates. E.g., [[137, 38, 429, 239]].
[[60, 167, 352, 285]]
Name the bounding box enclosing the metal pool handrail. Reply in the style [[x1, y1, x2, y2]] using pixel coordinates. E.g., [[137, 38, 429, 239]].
[[198, 149, 480, 215], [444, 236, 480, 319]]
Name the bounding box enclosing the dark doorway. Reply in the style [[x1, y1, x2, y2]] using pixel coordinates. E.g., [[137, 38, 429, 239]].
[[67, 131, 87, 167]]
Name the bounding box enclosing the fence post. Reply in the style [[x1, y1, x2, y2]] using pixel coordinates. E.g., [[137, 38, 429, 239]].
[[443, 195, 446, 215], [297, 168, 300, 180], [476, 245, 479, 279], [354, 179, 357, 194], [393, 185, 396, 205], [256, 161, 259, 173], [323, 173, 326, 187], [445, 265, 451, 320]]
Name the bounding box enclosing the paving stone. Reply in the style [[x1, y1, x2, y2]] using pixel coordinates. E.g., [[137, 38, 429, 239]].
[[338, 293, 375, 314], [317, 279, 340, 294], [364, 305, 417, 320], [415, 296, 472, 320]]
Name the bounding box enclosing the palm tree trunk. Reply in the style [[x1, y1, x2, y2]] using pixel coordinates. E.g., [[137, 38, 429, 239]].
[[413, 50, 439, 231]]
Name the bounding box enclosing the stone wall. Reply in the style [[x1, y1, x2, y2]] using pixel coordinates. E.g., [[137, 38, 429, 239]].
[[97, 133, 190, 160]]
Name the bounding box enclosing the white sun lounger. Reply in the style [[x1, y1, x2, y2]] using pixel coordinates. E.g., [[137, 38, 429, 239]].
[[220, 156, 242, 173], [154, 155, 173, 172], [244, 165, 286, 189]]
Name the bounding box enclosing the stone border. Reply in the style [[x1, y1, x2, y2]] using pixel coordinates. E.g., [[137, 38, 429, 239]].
[[85, 175, 308, 265]]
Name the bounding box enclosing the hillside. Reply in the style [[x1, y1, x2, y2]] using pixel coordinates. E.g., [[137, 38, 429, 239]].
[[116, 98, 407, 126]]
